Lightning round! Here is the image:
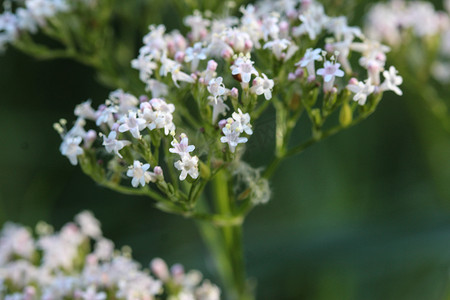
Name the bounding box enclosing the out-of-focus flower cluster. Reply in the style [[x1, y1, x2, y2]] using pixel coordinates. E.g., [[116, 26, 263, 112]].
[[57, 0, 401, 211], [366, 0, 450, 83], [0, 0, 98, 51], [0, 211, 220, 300]]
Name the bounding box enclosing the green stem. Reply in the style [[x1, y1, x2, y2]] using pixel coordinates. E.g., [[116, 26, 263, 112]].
[[196, 170, 253, 300]]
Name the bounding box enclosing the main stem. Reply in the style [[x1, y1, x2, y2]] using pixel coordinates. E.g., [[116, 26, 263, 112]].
[[197, 170, 253, 300]]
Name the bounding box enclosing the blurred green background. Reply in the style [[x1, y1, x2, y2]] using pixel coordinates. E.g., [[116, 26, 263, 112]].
[[2, 0, 450, 299]]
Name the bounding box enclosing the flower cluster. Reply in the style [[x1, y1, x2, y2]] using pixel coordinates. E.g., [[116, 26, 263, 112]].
[[365, 0, 450, 82], [0, 0, 97, 51], [55, 89, 198, 188], [0, 211, 220, 300], [58, 0, 402, 208]]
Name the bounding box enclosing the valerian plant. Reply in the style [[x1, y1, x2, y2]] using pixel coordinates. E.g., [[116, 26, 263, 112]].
[[0, 211, 221, 299], [2, 0, 403, 299]]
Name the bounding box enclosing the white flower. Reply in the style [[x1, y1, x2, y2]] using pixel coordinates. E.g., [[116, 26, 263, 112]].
[[263, 39, 290, 60], [60, 136, 83, 166], [381, 66, 403, 96], [142, 98, 176, 135], [75, 100, 97, 121], [169, 133, 195, 156], [0, 223, 35, 264], [294, 4, 328, 39], [174, 155, 199, 180], [146, 79, 168, 98], [118, 111, 147, 139], [251, 73, 274, 100], [109, 90, 139, 114], [102, 131, 131, 158], [75, 211, 101, 239], [232, 109, 253, 135], [220, 121, 248, 153], [317, 60, 345, 91], [185, 42, 207, 72], [93, 238, 114, 260], [347, 80, 375, 105], [95, 104, 117, 128], [184, 11, 210, 41], [261, 15, 280, 41], [295, 48, 322, 78], [195, 280, 221, 300], [127, 161, 154, 188], [207, 77, 226, 102], [230, 55, 258, 83], [209, 96, 229, 123]]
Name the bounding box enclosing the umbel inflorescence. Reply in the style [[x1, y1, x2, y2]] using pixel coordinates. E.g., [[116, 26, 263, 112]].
[[0, 211, 220, 300], [56, 0, 402, 217]]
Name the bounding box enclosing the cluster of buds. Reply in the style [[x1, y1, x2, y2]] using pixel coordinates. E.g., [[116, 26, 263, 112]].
[[0, 211, 220, 300]]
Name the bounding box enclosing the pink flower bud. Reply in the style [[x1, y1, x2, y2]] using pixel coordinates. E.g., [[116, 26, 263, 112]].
[[139, 95, 149, 103], [244, 40, 253, 51], [84, 130, 97, 149], [171, 263, 185, 284], [230, 87, 239, 98], [348, 77, 359, 85], [221, 48, 233, 59], [279, 21, 289, 33], [140, 102, 152, 111], [154, 166, 164, 180], [295, 67, 304, 78], [174, 51, 185, 63], [111, 123, 120, 132], [325, 44, 334, 53], [218, 119, 227, 129], [288, 73, 296, 81], [207, 60, 218, 71], [151, 258, 170, 281]]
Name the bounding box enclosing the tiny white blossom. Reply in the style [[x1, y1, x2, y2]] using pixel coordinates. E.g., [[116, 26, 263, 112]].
[[232, 109, 253, 135], [381, 66, 403, 96], [295, 48, 322, 78], [220, 121, 248, 153], [174, 155, 199, 180], [347, 80, 375, 105], [209, 96, 229, 123], [60, 136, 84, 166], [207, 77, 226, 102], [251, 73, 274, 100], [185, 42, 207, 71], [75, 100, 97, 121], [127, 161, 154, 188], [263, 39, 290, 60], [102, 131, 131, 158], [75, 211, 102, 239], [118, 111, 147, 139], [317, 60, 345, 91], [169, 133, 195, 156], [230, 55, 259, 83]]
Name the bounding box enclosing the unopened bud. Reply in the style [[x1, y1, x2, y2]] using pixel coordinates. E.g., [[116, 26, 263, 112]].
[[151, 258, 170, 281], [230, 87, 239, 98], [207, 60, 218, 71], [339, 102, 353, 127]]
